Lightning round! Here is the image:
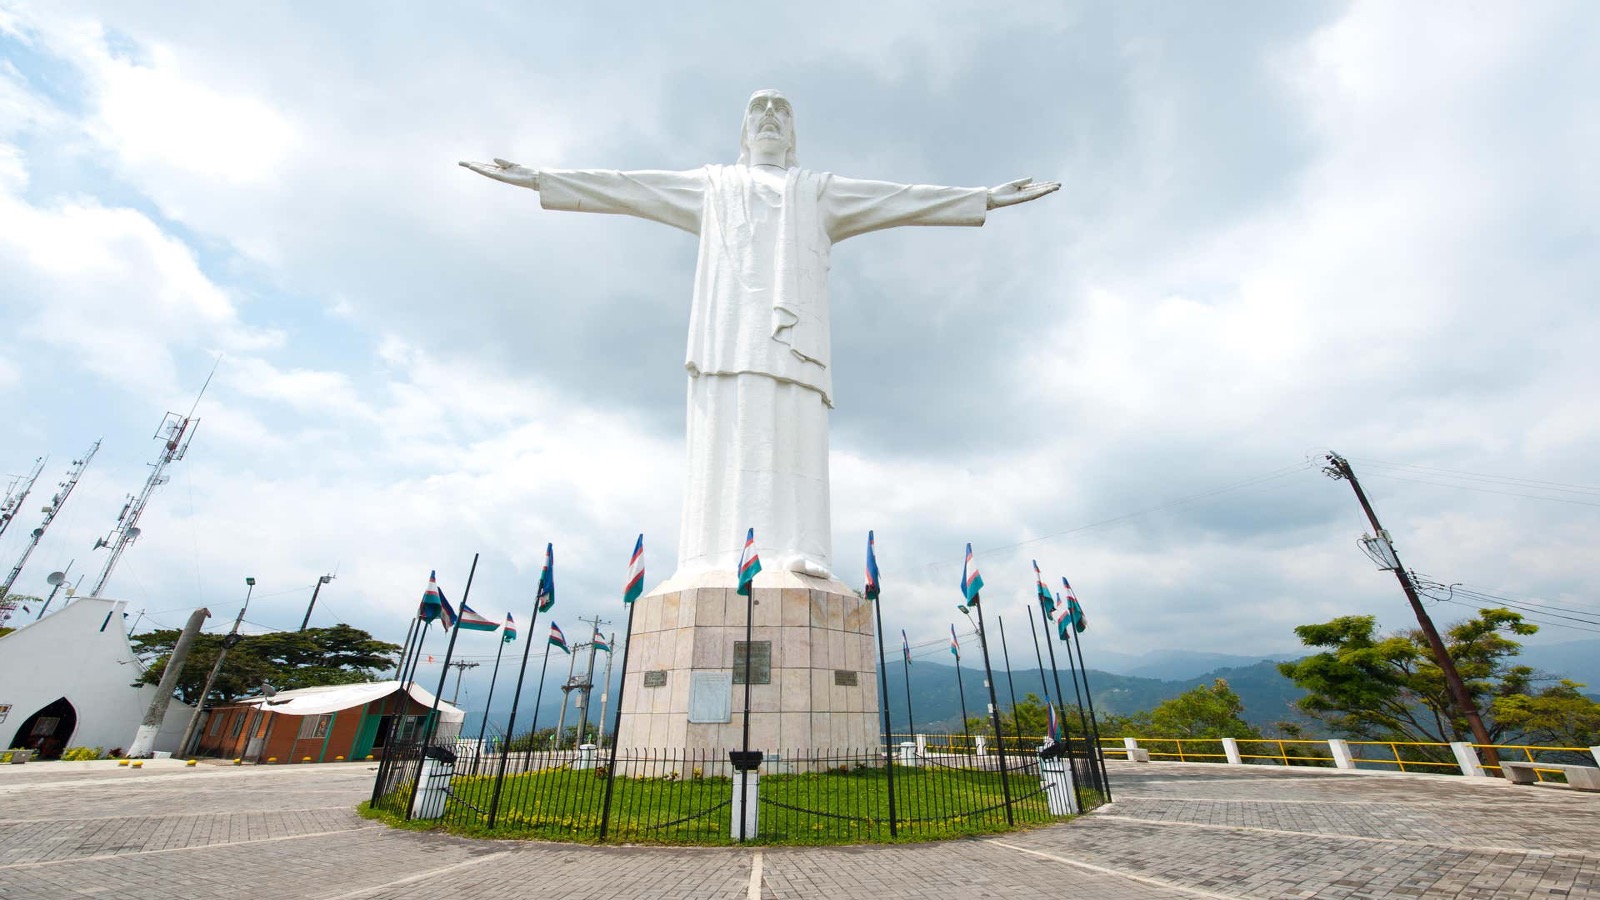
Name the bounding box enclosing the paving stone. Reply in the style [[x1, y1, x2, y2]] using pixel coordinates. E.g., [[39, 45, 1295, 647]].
[[0, 759, 1595, 898]]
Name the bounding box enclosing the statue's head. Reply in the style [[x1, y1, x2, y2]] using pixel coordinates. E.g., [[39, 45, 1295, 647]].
[[738, 89, 797, 167]]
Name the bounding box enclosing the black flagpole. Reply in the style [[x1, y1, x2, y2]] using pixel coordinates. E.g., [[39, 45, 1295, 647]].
[[954, 649, 971, 752], [1030, 606, 1086, 811], [487, 611, 547, 828], [997, 616, 1024, 753], [1057, 594, 1100, 796], [405, 553, 479, 821], [1069, 617, 1111, 801], [473, 630, 510, 774], [901, 641, 916, 741], [969, 596, 1014, 825], [871, 582, 898, 837], [369, 614, 422, 806], [598, 598, 638, 840]]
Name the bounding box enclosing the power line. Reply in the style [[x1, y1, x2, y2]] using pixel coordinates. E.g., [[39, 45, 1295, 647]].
[[1361, 471, 1600, 509], [1352, 457, 1600, 497]]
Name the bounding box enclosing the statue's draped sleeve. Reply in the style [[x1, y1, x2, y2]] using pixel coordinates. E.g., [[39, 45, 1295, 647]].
[[537, 168, 707, 235], [821, 176, 988, 243]]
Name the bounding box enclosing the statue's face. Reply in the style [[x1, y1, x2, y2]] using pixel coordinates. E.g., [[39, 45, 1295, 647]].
[[744, 90, 794, 156]]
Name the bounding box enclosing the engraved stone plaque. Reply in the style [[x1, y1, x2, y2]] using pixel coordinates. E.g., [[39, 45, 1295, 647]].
[[732, 640, 772, 685], [833, 670, 858, 687], [688, 671, 732, 723], [643, 670, 668, 688]]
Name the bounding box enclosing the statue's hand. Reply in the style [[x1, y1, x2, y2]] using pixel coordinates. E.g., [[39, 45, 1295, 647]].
[[459, 158, 541, 190], [987, 177, 1059, 210]]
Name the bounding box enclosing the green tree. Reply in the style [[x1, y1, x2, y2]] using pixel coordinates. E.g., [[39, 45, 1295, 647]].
[[132, 624, 400, 705], [1096, 679, 1263, 740], [1276, 607, 1599, 747], [0, 594, 45, 636]]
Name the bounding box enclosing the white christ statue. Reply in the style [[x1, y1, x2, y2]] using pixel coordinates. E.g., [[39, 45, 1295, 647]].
[[463, 90, 1057, 580]]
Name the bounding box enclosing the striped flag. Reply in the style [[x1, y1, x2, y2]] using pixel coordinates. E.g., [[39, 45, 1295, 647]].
[[502, 613, 517, 643], [535, 543, 555, 613], [901, 629, 912, 666], [1046, 703, 1061, 742], [418, 571, 443, 623], [456, 600, 499, 632], [548, 622, 569, 653], [593, 631, 612, 653], [1033, 560, 1054, 617], [1060, 577, 1087, 635], [960, 543, 984, 604], [864, 531, 881, 601], [624, 534, 645, 605], [736, 528, 761, 597], [438, 588, 458, 631], [949, 624, 960, 660]]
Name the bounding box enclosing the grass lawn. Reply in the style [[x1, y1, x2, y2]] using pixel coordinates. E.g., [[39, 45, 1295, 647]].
[[366, 761, 1081, 845]]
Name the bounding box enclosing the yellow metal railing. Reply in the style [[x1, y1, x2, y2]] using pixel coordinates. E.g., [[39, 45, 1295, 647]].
[[1473, 743, 1594, 784], [1096, 736, 1597, 780]]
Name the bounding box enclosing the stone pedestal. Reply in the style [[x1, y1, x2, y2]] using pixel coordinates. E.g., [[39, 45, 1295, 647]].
[[615, 569, 879, 756]]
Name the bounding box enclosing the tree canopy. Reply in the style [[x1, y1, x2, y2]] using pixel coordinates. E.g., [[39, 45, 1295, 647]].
[[1099, 679, 1264, 740], [132, 624, 401, 705], [1277, 607, 1600, 747]]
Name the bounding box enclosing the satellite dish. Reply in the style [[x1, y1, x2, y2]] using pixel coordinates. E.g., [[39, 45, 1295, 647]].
[[126, 527, 142, 539], [93, 537, 107, 550], [261, 683, 278, 698], [64, 587, 76, 597], [46, 571, 65, 586]]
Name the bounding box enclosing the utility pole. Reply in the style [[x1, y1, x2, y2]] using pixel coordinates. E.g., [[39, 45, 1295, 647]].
[[129, 608, 209, 757], [298, 574, 335, 631], [554, 632, 578, 748], [1324, 452, 1500, 769], [179, 577, 255, 755], [595, 631, 616, 748], [449, 660, 480, 705], [570, 615, 608, 747]]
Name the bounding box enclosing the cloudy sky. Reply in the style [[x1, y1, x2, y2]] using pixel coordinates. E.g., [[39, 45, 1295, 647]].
[[3, 1, 1598, 703]]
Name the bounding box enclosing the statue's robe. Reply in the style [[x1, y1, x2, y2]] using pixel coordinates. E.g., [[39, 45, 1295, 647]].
[[538, 164, 987, 576]]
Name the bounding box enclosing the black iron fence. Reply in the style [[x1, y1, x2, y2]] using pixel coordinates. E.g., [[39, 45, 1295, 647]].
[[370, 736, 1108, 845]]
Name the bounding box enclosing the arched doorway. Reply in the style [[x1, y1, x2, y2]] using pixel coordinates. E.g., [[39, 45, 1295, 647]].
[[9, 698, 77, 759]]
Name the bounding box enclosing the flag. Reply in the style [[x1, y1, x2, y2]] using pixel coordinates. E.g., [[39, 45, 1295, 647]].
[[736, 528, 762, 597], [864, 531, 881, 601], [1056, 594, 1071, 641], [624, 534, 645, 605], [418, 571, 443, 623], [456, 600, 499, 632], [901, 629, 911, 666], [438, 588, 458, 631], [1061, 577, 1087, 634], [593, 631, 612, 653], [960, 543, 984, 604], [535, 543, 555, 613], [949, 624, 960, 660], [1046, 703, 1061, 742], [548, 622, 569, 653], [502, 612, 517, 643], [1033, 560, 1054, 616]]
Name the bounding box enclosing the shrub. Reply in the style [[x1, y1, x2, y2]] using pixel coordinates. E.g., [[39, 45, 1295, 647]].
[[61, 746, 104, 761]]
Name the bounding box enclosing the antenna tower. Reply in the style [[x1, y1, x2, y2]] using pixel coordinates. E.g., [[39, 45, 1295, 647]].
[[0, 456, 47, 542], [0, 441, 101, 608], [88, 362, 218, 598]]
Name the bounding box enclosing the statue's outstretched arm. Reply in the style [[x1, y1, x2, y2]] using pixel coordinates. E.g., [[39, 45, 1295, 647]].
[[987, 177, 1059, 209], [460, 158, 540, 191]]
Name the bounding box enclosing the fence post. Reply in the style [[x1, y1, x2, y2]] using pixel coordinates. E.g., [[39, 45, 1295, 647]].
[[1220, 738, 1242, 765], [915, 733, 926, 756], [1328, 739, 1356, 770], [730, 768, 759, 839], [1450, 741, 1487, 777], [975, 735, 987, 758], [899, 741, 918, 768]]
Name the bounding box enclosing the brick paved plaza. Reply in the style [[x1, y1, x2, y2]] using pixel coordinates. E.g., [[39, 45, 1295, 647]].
[[0, 759, 1594, 899]]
